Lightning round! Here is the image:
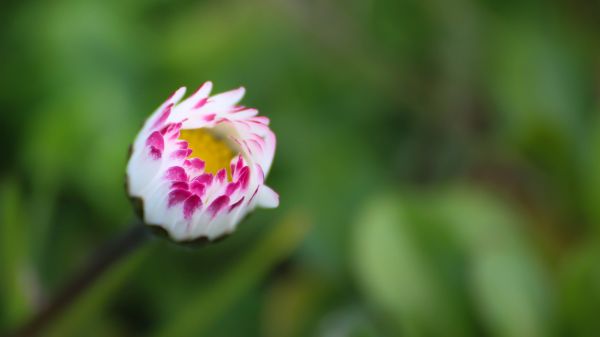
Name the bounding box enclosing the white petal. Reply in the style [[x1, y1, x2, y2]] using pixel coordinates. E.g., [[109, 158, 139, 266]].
[[209, 87, 245, 109], [256, 185, 279, 208]]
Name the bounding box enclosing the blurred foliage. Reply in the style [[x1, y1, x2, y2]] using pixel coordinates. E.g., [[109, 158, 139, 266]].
[[0, 0, 599, 336]]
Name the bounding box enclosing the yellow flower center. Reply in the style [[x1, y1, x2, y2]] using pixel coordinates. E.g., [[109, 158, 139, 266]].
[[179, 128, 236, 177]]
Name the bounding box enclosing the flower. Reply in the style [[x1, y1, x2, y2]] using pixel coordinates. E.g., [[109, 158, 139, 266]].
[[126, 82, 279, 242]]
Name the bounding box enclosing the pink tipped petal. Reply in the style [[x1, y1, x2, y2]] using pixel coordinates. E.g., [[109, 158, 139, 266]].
[[237, 166, 250, 190], [230, 156, 244, 178], [168, 131, 181, 141], [168, 189, 191, 207], [194, 173, 213, 185], [176, 141, 189, 149], [231, 108, 258, 119], [146, 131, 164, 152], [216, 169, 227, 183], [194, 97, 208, 109], [171, 149, 191, 160], [236, 155, 244, 171], [183, 195, 202, 219], [250, 116, 270, 125], [188, 158, 205, 170], [160, 123, 173, 135], [184, 158, 205, 176], [152, 104, 173, 129], [171, 181, 189, 190], [225, 181, 240, 196], [148, 146, 162, 160], [208, 195, 230, 217], [194, 81, 213, 99], [228, 197, 244, 212], [190, 181, 206, 196], [170, 87, 187, 101], [165, 166, 188, 182], [203, 113, 216, 122], [159, 123, 183, 140]]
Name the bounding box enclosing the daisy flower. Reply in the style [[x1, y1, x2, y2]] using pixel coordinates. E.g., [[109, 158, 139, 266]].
[[126, 82, 278, 242]]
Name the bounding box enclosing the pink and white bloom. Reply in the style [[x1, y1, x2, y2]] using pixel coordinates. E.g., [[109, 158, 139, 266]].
[[126, 82, 278, 242]]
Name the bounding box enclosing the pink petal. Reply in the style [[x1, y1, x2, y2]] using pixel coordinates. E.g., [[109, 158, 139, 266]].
[[233, 155, 244, 176], [188, 158, 205, 171], [225, 181, 240, 196], [190, 181, 206, 196], [237, 166, 250, 190], [160, 122, 183, 139], [170, 149, 192, 160], [168, 189, 191, 207], [146, 131, 164, 152], [171, 181, 189, 190], [193, 81, 212, 97], [216, 169, 227, 183], [165, 166, 188, 182], [176, 141, 189, 149], [203, 113, 216, 122], [183, 195, 202, 219], [208, 195, 230, 217], [191, 82, 212, 108], [193, 173, 213, 185], [184, 158, 205, 176], [194, 97, 208, 109], [148, 146, 162, 160], [152, 103, 173, 129]]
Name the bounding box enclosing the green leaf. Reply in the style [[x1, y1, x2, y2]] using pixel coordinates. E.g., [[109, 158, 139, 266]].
[[352, 193, 472, 337], [437, 187, 555, 337], [353, 188, 556, 337]]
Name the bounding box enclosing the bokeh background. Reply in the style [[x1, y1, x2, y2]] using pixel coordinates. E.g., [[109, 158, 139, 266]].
[[1, 0, 599, 336]]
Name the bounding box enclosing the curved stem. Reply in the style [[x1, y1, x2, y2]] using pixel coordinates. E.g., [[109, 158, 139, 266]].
[[11, 222, 149, 337]]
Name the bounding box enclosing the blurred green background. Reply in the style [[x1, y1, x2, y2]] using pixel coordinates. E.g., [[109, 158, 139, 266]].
[[1, 0, 599, 336]]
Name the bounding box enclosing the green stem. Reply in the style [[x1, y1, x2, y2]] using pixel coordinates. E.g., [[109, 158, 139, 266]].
[[10, 223, 149, 337]]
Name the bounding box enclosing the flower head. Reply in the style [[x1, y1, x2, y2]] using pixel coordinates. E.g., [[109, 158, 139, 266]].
[[127, 82, 278, 242]]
